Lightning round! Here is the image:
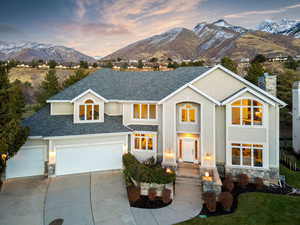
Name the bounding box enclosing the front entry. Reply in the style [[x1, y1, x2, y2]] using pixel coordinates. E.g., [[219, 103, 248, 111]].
[[182, 139, 195, 162]]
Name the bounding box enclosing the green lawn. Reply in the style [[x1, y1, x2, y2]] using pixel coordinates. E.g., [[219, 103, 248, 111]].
[[280, 165, 300, 189], [177, 192, 300, 225]]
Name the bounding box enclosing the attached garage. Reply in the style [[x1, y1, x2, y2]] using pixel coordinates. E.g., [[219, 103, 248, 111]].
[[55, 142, 124, 176], [6, 143, 46, 179]]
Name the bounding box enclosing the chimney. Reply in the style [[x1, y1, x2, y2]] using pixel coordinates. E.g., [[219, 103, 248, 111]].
[[258, 72, 277, 96], [293, 81, 300, 154]]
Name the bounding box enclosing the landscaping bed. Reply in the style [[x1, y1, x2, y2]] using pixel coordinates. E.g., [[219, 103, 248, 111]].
[[123, 153, 176, 209]]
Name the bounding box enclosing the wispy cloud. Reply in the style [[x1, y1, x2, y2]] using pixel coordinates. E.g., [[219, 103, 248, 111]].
[[225, 3, 300, 18]]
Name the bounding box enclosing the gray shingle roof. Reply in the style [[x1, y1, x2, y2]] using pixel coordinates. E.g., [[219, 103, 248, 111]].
[[23, 106, 131, 137], [128, 125, 158, 132], [49, 67, 210, 101]]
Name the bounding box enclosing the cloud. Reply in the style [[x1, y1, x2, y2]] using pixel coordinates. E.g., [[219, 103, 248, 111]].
[[0, 24, 23, 35], [224, 3, 300, 19]]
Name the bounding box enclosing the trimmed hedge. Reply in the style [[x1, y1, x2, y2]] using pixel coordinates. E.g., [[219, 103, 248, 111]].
[[123, 153, 175, 184]]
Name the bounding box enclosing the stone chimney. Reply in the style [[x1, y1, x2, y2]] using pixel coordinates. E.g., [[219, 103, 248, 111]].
[[258, 72, 277, 96], [293, 81, 300, 154]]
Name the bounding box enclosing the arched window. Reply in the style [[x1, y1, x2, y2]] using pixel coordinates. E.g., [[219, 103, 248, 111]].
[[231, 99, 263, 126], [180, 103, 196, 123], [79, 99, 100, 121]]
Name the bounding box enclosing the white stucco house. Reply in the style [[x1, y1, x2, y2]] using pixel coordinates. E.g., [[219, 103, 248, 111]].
[[6, 65, 286, 183]]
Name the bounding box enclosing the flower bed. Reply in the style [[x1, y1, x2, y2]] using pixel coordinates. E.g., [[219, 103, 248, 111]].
[[123, 153, 176, 209], [200, 174, 300, 218]]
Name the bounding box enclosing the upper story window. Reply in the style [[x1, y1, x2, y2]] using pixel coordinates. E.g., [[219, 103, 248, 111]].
[[231, 99, 263, 126], [180, 104, 196, 123], [79, 99, 100, 121], [133, 104, 156, 120], [134, 134, 154, 151]]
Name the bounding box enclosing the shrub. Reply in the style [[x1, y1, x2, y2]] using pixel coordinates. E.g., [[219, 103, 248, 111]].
[[202, 192, 216, 213], [218, 192, 233, 212], [223, 179, 234, 192], [127, 186, 140, 202], [148, 188, 157, 201], [254, 177, 264, 190], [162, 188, 172, 204], [225, 173, 233, 181], [238, 174, 249, 188]]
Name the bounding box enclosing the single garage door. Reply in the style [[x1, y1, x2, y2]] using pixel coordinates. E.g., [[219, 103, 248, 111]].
[[6, 146, 45, 179], [56, 143, 123, 176]]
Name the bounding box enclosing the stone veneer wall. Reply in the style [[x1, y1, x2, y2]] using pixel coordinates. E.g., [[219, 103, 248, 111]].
[[225, 167, 279, 185]]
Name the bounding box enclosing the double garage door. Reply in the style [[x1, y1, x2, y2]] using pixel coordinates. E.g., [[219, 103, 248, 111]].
[[6, 141, 124, 179], [55, 143, 123, 176]]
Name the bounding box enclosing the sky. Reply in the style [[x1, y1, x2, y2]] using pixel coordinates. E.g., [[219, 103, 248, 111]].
[[0, 0, 300, 57]]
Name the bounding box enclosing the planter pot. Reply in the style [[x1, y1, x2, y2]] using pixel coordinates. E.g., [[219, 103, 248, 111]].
[[141, 182, 150, 195], [151, 183, 164, 196]]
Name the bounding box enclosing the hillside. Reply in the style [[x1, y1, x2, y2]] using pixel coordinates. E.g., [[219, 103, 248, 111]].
[[0, 41, 96, 63], [103, 19, 300, 61]]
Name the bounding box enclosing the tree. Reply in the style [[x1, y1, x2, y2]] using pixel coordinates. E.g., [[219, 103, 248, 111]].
[[121, 63, 128, 70], [252, 54, 267, 64], [149, 57, 158, 63], [0, 66, 29, 174], [63, 69, 88, 88], [167, 62, 179, 69], [79, 61, 89, 69], [36, 69, 60, 109], [117, 57, 122, 62], [30, 60, 38, 68], [244, 63, 264, 85], [285, 56, 298, 70], [137, 60, 144, 69], [48, 60, 57, 69], [221, 57, 237, 73], [92, 62, 98, 68]]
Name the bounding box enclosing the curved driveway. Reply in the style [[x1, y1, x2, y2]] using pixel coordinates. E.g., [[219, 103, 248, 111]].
[[0, 172, 202, 225]]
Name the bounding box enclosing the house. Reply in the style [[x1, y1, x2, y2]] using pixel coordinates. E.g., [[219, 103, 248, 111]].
[[5, 65, 286, 183], [292, 81, 300, 154]]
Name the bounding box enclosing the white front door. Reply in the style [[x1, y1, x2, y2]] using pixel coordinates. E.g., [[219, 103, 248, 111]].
[[182, 139, 194, 162]]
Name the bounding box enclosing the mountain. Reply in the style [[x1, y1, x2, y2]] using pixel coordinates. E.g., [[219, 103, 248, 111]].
[[0, 41, 96, 63], [104, 28, 202, 60], [257, 19, 300, 38], [103, 19, 300, 61]]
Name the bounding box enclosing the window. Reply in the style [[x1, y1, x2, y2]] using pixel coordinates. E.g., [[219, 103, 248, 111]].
[[180, 104, 196, 123], [79, 99, 100, 121], [231, 99, 263, 126], [133, 104, 156, 120], [134, 134, 154, 151], [230, 143, 263, 167]]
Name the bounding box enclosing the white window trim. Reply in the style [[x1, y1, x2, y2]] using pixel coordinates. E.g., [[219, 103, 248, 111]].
[[132, 104, 158, 121], [230, 97, 265, 128], [79, 100, 100, 121], [229, 142, 266, 169], [131, 132, 157, 153], [179, 103, 198, 124]]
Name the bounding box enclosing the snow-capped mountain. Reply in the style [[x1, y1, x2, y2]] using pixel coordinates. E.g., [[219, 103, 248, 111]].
[[0, 41, 96, 63], [257, 19, 300, 38], [103, 19, 300, 61]]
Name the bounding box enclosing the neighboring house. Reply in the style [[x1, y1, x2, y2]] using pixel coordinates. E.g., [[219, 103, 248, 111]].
[[292, 81, 300, 154], [5, 65, 286, 183]]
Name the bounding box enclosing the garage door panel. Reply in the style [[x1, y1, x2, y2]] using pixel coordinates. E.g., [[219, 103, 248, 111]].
[[6, 147, 45, 179], [56, 143, 123, 176]]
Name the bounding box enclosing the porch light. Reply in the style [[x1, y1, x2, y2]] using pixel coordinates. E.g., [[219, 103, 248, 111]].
[[166, 168, 173, 174], [204, 153, 212, 160], [165, 152, 174, 159], [203, 171, 212, 182], [1, 154, 7, 161], [49, 151, 56, 165]]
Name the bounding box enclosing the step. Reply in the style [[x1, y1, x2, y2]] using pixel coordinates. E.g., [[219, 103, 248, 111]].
[[176, 176, 202, 185]]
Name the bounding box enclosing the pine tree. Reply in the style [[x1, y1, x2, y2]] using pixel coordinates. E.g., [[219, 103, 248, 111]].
[[245, 63, 264, 85], [0, 66, 29, 173], [221, 57, 238, 73], [36, 69, 60, 109], [63, 69, 88, 88], [137, 60, 144, 69]]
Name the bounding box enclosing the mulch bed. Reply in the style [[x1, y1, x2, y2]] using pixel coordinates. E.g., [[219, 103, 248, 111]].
[[129, 195, 172, 209], [200, 182, 296, 217]]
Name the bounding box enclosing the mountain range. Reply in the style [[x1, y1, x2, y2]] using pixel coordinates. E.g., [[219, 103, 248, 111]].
[[0, 41, 96, 63], [104, 19, 300, 61]]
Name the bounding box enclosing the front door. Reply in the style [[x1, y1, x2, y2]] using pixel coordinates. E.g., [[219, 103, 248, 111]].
[[182, 139, 194, 162]]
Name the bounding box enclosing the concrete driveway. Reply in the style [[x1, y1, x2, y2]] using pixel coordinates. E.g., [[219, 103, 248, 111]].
[[0, 172, 202, 225]]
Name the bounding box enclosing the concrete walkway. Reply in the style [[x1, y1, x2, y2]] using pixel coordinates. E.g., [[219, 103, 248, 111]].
[[0, 172, 202, 225]]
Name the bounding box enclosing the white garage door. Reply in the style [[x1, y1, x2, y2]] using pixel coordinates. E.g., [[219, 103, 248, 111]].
[[56, 143, 123, 176], [6, 146, 45, 179]]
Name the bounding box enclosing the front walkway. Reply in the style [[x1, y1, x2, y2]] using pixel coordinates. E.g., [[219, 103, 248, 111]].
[[0, 172, 202, 225]]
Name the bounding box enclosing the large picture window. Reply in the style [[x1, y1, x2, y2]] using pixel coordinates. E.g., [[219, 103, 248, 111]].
[[133, 104, 156, 120], [180, 104, 196, 123], [231, 143, 263, 167], [134, 134, 154, 151], [79, 99, 100, 121], [231, 99, 263, 126]]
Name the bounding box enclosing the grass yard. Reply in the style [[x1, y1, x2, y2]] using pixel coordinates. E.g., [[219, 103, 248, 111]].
[[280, 164, 300, 189], [177, 192, 300, 225]]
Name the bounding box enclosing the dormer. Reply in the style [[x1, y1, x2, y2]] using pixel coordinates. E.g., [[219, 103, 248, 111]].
[[71, 89, 107, 123]]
